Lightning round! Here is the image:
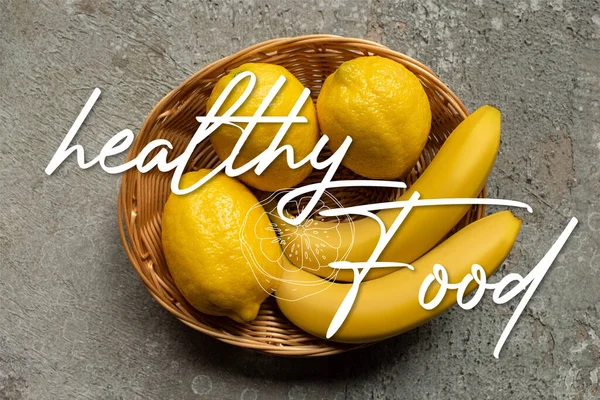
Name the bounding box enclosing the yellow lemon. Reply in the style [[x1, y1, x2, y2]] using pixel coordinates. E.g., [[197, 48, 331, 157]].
[[206, 63, 319, 192], [317, 56, 432, 179], [161, 169, 283, 323]]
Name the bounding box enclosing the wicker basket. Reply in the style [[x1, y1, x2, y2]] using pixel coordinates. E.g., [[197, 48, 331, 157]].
[[118, 34, 485, 357]]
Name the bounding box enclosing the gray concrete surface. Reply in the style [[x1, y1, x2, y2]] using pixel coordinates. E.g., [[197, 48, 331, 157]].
[[1, 0, 600, 399]]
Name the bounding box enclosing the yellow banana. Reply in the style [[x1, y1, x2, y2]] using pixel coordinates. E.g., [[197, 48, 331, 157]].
[[270, 105, 501, 282], [276, 210, 521, 343]]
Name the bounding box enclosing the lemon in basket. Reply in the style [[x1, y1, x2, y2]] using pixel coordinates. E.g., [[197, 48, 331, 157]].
[[206, 63, 319, 192], [161, 169, 283, 323], [317, 56, 432, 179]]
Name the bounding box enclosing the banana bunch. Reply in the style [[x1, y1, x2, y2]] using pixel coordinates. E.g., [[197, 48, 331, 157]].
[[273, 106, 523, 343]]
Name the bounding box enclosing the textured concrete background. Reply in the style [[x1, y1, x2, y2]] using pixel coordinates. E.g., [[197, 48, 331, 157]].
[[1, 0, 600, 399]]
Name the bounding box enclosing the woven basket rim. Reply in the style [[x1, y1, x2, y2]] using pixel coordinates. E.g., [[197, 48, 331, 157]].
[[117, 34, 479, 357]]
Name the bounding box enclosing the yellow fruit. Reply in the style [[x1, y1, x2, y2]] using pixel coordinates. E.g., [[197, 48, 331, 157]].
[[270, 105, 501, 282], [276, 211, 521, 343], [206, 63, 319, 192], [161, 169, 283, 323], [317, 56, 432, 179]]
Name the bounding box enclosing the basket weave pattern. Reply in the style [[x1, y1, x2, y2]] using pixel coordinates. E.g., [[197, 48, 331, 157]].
[[118, 35, 485, 356]]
